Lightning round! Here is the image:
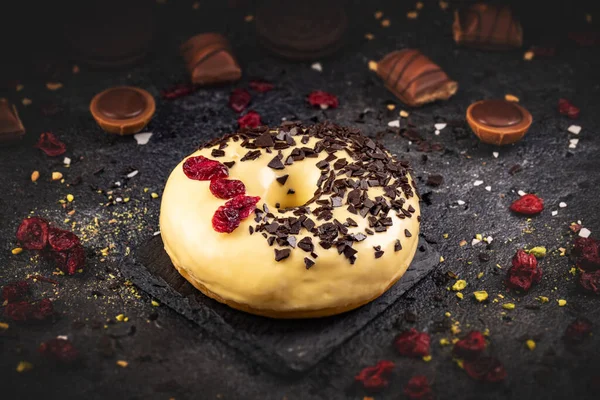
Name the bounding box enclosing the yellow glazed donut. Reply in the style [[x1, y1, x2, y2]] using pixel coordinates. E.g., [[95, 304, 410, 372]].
[[159, 122, 421, 318]]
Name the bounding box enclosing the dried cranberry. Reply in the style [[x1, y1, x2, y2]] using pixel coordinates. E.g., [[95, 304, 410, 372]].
[[48, 227, 81, 252], [307, 90, 339, 109], [394, 328, 431, 357], [225, 195, 261, 219], [249, 80, 274, 93], [1, 281, 29, 303], [34, 132, 66, 156], [463, 357, 507, 383], [453, 331, 487, 360], [510, 194, 544, 215], [16, 217, 50, 250], [572, 237, 600, 271], [161, 83, 196, 100], [238, 110, 262, 129], [558, 98, 571, 115], [567, 105, 580, 119], [183, 156, 229, 181], [4, 298, 54, 322], [39, 338, 79, 363], [506, 249, 542, 292], [212, 206, 241, 233], [404, 375, 433, 400], [52, 244, 86, 275], [564, 317, 593, 344], [579, 270, 600, 295], [354, 360, 395, 392], [228, 88, 251, 113], [209, 179, 246, 199]]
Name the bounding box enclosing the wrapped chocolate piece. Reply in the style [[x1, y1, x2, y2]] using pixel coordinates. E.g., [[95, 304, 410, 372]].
[[375, 49, 458, 107], [180, 33, 242, 85], [0, 98, 25, 145], [453, 4, 523, 50]]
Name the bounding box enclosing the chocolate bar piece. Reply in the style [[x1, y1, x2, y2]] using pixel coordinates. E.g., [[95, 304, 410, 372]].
[[0, 98, 25, 145], [375, 49, 458, 107], [453, 4, 522, 50], [180, 33, 241, 85]]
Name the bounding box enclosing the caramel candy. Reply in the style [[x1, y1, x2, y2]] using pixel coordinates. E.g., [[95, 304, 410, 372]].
[[375, 49, 458, 107], [0, 98, 25, 145], [90, 87, 155, 135], [466, 99, 532, 145], [453, 4, 522, 50], [180, 33, 241, 85]]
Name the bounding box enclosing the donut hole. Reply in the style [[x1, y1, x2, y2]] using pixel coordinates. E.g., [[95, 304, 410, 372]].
[[265, 163, 322, 209]]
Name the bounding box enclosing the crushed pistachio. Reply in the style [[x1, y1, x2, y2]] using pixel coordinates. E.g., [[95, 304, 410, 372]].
[[456, 292, 464, 300], [31, 171, 40, 182], [115, 314, 125, 322], [445, 312, 451, 317], [439, 338, 450, 346], [16, 361, 33, 372], [526, 339, 536, 351], [443, 233, 449, 239], [475, 233, 483, 241], [0, 322, 9, 329], [497, 294, 504, 299], [407, 11, 418, 19], [538, 296, 549, 303], [569, 267, 577, 276], [452, 280, 467, 291], [381, 18, 391, 27], [116, 360, 128, 368], [11, 247, 23, 255], [473, 291, 488, 302], [440, 256, 445, 263], [386, 104, 395, 111], [368, 60, 378, 71], [483, 328, 490, 336], [505, 94, 520, 102], [364, 33, 375, 40], [454, 358, 464, 369], [558, 299, 567, 307], [451, 325, 461, 335], [399, 110, 409, 118], [66, 194, 74, 202], [151, 192, 159, 199], [477, 272, 484, 279], [51, 172, 63, 181], [151, 300, 160, 307], [422, 355, 432, 362], [559, 247, 566, 256], [451, 338, 459, 344], [459, 240, 467, 246], [503, 303, 516, 310], [528, 246, 547, 258], [46, 82, 63, 91], [523, 51, 534, 60]]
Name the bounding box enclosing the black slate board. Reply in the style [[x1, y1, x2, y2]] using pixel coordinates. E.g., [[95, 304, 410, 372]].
[[120, 235, 439, 375]]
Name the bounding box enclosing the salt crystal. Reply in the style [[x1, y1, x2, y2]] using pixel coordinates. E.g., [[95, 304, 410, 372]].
[[63, 157, 71, 166], [153, 231, 161, 236], [486, 236, 493, 243], [388, 120, 400, 127], [568, 125, 581, 135], [57, 335, 68, 340], [474, 180, 484, 186], [492, 152, 499, 158], [518, 190, 527, 196], [435, 130, 440, 135], [134, 132, 153, 145], [485, 186, 491, 191], [472, 238, 481, 245], [579, 228, 592, 238], [559, 202, 567, 208], [116, 197, 123, 203], [434, 123, 447, 130], [311, 62, 323, 72], [569, 138, 579, 148], [552, 210, 558, 216], [114, 181, 121, 187], [127, 170, 139, 178], [457, 200, 465, 205]]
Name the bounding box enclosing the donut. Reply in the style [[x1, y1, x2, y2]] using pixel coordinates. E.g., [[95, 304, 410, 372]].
[[160, 122, 421, 318]]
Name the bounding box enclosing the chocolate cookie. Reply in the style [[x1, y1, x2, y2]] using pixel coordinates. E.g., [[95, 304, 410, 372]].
[[255, 0, 347, 60]]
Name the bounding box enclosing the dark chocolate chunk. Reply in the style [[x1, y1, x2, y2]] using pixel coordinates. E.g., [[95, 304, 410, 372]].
[[298, 237, 314, 252], [274, 248, 291, 261], [211, 149, 225, 157], [223, 161, 236, 168], [276, 175, 289, 185], [405, 229, 412, 238], [304, 257, 315, 269], [0, 99, 25, 144], [394, 239, 402, 251], [374, 250, 384, 259], [287, 189, 296, 194], [255, 132, 275, 148], [426, 174, 444, 187], [267, 155, 285, 170]]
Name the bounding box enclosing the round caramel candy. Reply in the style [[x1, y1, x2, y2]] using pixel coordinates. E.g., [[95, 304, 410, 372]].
[[466, 99, 532, 145], [90, 87, 155, 135]]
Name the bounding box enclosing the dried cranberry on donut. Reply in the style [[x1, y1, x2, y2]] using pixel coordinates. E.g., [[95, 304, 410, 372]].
[[209, 179, 246, 199], [183, 156, 229, 181]]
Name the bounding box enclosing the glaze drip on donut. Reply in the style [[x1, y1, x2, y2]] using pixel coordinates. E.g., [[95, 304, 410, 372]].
[[200, 122, 420, 264]]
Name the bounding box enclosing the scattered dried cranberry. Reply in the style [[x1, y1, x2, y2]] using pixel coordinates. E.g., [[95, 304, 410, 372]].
[[463, 356, 507, 383], [510, 194, 544, 215], [564, 317, 593, 344], [238, 110, 262, 129], [212, 195, 261, 233], [453, 331, 487, 360], [404, 375, 433, 400], [39, 338, 79, 363], [4, 298, 54, 322], [161, 83, 196, 100], [249, 80, 274, 93], [34, 132, 66, 156], [16, 217, 50, 250], [394, 328, 431, 357], [1, 281, 29, 303], [354, 360, 395, 392], [307, 90, 339, 109], [572, 237, 600, 271], [567, 104, 580, 119], [506, 249, 542, 292], [48, 227, 81, 252], [579, 270, 600, 295], [228, 88, 251, 113], [209, 179, 246, 199], [183, 156, 229, 181], [558, 98, 571, 115], [52, 244, 86, 275]]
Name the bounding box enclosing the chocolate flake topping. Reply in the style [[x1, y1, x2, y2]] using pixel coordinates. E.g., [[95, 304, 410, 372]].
[[274, 248, 291, 262], [304, 257, 315, 269], [268, 155, 285, 170], [395, 239, 402, 251], [276, 175, 289, 185]]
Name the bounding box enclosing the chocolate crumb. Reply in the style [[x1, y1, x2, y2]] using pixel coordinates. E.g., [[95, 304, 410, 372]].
[[268, 155, 285, 170], [274, 248, 291, 261], [394, 239, 402, 251], [426, 174, 443, 187], [276, 175, 289, 185], [304, 257, 315, 269], [404, 229, 412, 237], [287, 189, 296, 194], [509, 164, 523, 175]]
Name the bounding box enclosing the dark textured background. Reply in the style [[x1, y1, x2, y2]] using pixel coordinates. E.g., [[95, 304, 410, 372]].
[[1, 0, 599, 399]]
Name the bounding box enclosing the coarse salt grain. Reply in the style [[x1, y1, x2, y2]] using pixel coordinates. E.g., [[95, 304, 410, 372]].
[[493, 152, 499, 158], [486, 236, 493, 243], [63, 157, 71, 166], [518, 190, 527, 196], [552, 210, 558, 216], [568, 125, 581, 134], [485, 186, 491, 191], [311, 62, 322, 72], [474, 180, 484, 186], [559, 202, 567, 208], [153, 231, 161, 236], [579, 228, 591, 238], [569, 138, 579, 148], [472, 238, 481, 245], [457, 200, 465, 205], [435, 130, 440, 135], [434, 123, 447, 130], [388, 120, 400, 127], [126, 170, 139, 178], [57, 335, 68, 340], [134, 132, 153, 145]]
